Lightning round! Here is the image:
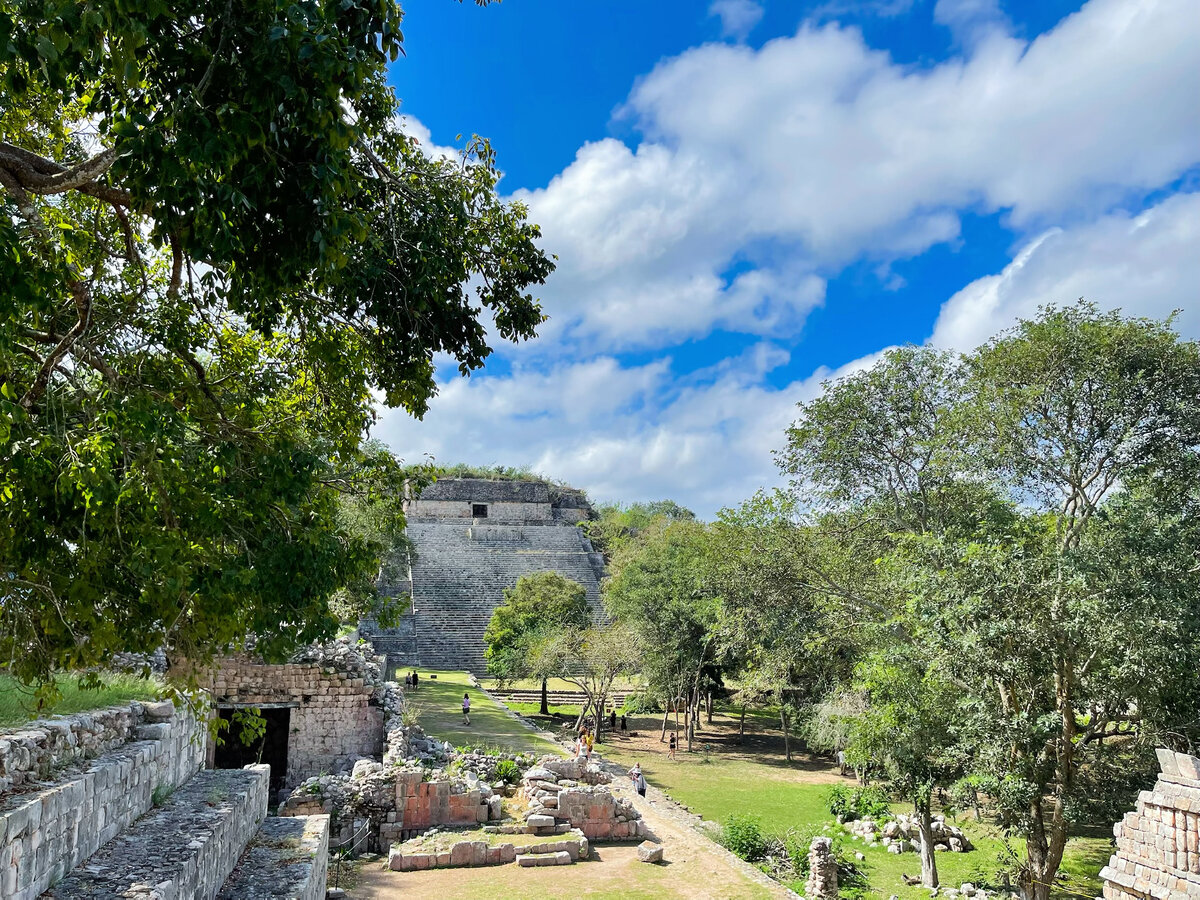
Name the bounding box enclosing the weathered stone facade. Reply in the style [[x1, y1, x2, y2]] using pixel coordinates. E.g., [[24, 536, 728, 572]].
[[363, 477, 605, 673], [1100, 748, 1200, 899], [206, 655, 385, 787], [217, 813, 330, 900], [1, 699, 205, 900]]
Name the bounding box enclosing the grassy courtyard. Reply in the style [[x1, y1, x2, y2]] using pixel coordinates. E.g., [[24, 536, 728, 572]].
[[406, 670, 559, 756], [0, 672, 163, 729], [557, 704, 1112, 900]]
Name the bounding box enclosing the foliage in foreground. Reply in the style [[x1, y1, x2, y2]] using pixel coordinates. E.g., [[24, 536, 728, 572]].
[[0, 0, 552, 690]]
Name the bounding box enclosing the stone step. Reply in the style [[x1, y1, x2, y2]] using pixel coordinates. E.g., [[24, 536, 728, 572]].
[[216, 815, 329, 900], [46, 766, 269, 900]]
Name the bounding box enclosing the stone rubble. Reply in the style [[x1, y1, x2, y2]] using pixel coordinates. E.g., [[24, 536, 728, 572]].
[[844, 812, 974, 854]]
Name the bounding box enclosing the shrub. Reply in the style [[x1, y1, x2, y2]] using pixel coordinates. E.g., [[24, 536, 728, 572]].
[[494, 759, 520, 785], [721, 814, 768, 861], [826, 784, 892, 821]]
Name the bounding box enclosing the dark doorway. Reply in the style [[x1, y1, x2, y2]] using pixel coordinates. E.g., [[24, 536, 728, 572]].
[[214, 706, 290, 797], [472, 503, 488, 518]]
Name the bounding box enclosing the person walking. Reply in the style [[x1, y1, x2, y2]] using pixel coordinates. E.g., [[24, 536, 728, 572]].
[[584, 729, 595, 759], [837, 749, 847, 776], [411, 671, 418, 690], [668, 731, 677, 760], [620, 713, 627, 733], [629, 762, 647, 798], [404, 672, 412, 689], [609, 709, 617, 733], [461, 692, 471, 725]]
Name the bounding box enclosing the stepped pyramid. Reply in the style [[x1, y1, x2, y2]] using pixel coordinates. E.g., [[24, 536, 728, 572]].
[[361, 477, 606, 674]]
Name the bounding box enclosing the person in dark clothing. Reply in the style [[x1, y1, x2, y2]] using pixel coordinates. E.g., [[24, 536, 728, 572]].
[[609, 709, 617, 733], [620, 714, 628, 733], [411, 671, 418, 689]]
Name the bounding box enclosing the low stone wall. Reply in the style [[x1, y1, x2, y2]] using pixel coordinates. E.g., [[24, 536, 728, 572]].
[[387, 828, 589, 871], [45, 764, 269, 900], [208, 656, 385, 786], [1100, 748, 1200, 900], [1, 699, 204, 900], [0, 699, 170, 793], [218, 814, 330, 900]]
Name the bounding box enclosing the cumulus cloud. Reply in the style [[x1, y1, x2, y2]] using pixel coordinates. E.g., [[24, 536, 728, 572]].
[[509, 0, 1199, 353], [375, 346, 884, 517], [931, 192, 1200, 351], [709, 0, 765, 40], [375, 0, 1200, 516]]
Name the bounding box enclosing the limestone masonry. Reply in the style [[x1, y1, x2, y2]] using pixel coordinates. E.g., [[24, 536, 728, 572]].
[[362, 477, 606, 674], [1100, 748, 1200, 899]]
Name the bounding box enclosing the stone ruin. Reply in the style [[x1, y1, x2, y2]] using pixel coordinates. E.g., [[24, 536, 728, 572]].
[[518, 756, 647, 841], [843, 811, 974, 854], [806, 836, 839, 900], [361, 477, 606, 674], [1100, 747, 1200, 899]]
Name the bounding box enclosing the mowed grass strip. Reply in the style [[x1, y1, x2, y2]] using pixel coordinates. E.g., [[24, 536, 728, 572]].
[[590, 711, 1112, 900], [406, 670, 559, 756], [0, 672, 162, 729]]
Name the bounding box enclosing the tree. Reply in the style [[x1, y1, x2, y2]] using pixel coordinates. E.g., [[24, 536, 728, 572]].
[[839, 651, 963, 888], [603, 517, 719, 751], [0, 0, 553, 691], [483, 572, 592, 715], [531, 623, 640, 741], [949, 304, 1200, 900], [585, 500, 696, 559]]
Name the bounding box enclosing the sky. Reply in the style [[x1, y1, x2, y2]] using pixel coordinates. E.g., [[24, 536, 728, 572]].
[[374, 0, 1200, 518]]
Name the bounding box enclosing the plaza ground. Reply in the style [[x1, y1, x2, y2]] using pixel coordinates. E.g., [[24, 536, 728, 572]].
[[364, 676, 1112, 900]]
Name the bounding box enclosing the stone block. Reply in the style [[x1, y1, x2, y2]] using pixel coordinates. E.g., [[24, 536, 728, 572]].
[[527, 814, 556, 828], [517, 854, 539, 868], [637, 841, 663, 863]]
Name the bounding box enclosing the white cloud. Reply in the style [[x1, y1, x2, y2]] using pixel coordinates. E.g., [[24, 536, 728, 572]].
[[933, 0, 1009, 45], [709, 0, 765, 40], [510, 0, 1199, 353], [375, 1, 1200, 517], [931, 191, 1200, 351]]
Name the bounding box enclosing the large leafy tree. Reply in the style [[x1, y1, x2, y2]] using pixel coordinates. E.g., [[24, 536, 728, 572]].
[[0, 0, 553, 691], [603, 517, 720, 750], [483, 571, 592, 715], [778, 305, 1200, 900]]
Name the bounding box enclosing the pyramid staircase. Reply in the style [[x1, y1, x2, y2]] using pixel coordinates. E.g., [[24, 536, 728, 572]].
[[365, 520, 606, 674]]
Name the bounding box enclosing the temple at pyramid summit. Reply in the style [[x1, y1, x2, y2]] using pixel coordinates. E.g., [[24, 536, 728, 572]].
[[360, 477, 606, 674]]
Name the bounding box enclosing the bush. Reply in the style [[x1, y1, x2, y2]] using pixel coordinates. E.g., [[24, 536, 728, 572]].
[[826, 784, 892, 822], [494, 759, 520, 785], [720, 814, 768, 861]]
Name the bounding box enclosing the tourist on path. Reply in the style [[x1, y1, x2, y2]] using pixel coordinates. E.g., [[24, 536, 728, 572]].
[[585, 730, 594, 759], [620, 713, 627, 733], [837, 749, 847, 776], [629, 762, 647, 798], [609, 709, 617, 733], [411, 671, 418, 690], [668, 731, 677, 760], [461, 692, 471, 725]]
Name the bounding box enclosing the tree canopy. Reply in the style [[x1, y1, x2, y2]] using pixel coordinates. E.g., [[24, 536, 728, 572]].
[[0, 0, 553, 690]]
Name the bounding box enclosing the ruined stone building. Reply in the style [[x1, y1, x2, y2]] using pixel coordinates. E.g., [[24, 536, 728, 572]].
[[361, 477, 605, 674]]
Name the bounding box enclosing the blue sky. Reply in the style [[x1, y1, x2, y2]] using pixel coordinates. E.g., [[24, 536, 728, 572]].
[[375, 0, 1200, 517]]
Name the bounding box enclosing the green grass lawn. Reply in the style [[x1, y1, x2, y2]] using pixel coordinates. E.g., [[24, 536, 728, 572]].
[[0, 672, 162, 729], [407, 670, 559, 756], [591, 710, 1110, 900]]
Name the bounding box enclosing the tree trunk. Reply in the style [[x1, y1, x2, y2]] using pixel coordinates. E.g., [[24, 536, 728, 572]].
[[595, 690, 606, 742], [780, 704, 791, 761], [539, 677, 549, 716], [674, 697, 681, 741], [706, 690, 713, 723], [915, 794, 939, 888], [737, 704, 746, 744], [660, 703, 670, 741]]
